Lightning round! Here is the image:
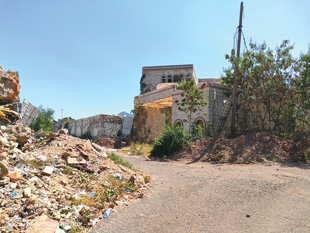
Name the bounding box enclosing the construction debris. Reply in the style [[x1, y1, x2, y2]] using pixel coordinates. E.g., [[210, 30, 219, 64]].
[[0, 129, 150, 232]]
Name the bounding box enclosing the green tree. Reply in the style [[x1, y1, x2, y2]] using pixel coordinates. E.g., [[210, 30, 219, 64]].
[[221, 40, 310, 138], [175, 79, 207, 135], [30, 106, 55, 133]]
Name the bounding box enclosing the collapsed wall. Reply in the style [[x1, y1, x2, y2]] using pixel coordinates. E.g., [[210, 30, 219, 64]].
[[0, 67, 20, 104]]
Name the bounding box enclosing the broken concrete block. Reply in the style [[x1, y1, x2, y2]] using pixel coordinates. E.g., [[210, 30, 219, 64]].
[[23, 188, 31, 198], [8, 172, 21, 182], [92, 142, 103, 152], [0, 161, 9, 178], [79, 149, 90, 160], [42, 166, 54, 176], [58, 128, 68, 135], [46, 132, 57, 140], [35, 129, 46, 138], [83, 140, 93, 151], [67, 157, 86, 165]]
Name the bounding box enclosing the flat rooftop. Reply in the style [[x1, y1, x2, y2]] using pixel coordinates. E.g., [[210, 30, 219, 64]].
[[142, 64, 194, 71]]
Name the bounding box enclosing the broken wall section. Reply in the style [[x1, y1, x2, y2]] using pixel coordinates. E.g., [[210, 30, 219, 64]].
[[68, 114, 124, 139]]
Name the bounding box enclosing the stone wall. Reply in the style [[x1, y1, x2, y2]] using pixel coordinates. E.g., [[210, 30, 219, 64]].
[[68, 114, 123, 138], [171, 82, 233, 137], [141, 64, 197, 94]]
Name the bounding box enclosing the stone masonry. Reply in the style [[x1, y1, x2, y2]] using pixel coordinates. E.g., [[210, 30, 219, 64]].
[[68, 114, 123, 139], [134, 64, 233, 141]]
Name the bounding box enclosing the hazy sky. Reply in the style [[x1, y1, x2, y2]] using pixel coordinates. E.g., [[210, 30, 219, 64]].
[[0, 0, 309, 120]]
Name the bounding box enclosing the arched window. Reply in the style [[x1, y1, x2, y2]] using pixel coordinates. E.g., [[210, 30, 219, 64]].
[[194, 118, 206, 135], [186, 74, 191, 81], [167, 75, 172, 83], [174, 75, 181, 83], [162, 75, 166, 83], [174, 119, 183, 128]]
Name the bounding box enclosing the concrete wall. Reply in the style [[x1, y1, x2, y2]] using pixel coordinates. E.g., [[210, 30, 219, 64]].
[[122, 116, 133, 136], [141, 64, 197, 94], [68, 114, 123, 138]]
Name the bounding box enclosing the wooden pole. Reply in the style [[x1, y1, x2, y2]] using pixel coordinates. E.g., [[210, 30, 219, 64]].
[[230, 1, 243, 137]]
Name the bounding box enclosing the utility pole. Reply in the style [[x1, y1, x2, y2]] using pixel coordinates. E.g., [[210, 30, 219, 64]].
[[231, 1, 243, 138], [60, 108, 64, 119]]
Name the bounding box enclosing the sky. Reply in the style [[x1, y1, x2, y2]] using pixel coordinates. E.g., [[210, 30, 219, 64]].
[[0, 0, 309, 120]]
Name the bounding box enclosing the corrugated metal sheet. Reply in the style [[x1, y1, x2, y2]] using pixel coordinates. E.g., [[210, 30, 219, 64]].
[[19, 100, 39, 126]]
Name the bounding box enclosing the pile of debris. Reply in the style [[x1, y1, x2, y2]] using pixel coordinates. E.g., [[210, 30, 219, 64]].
[[94, 137, 128, 149], [0, 128, 150, 232], [173, 131, 305, 163]]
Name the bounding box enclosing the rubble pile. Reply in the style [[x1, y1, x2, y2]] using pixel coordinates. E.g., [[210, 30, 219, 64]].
[[94, 138, 116, 149], [173, 131, 304, 163], [0, 128, 149, 232], [0, 67, 20, 104]]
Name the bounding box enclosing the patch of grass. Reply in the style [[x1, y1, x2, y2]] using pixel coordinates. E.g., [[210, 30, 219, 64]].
[[72, 196, 97, 208], [60, 166, 73, 175], [24, 159, 49, 168], [77, 171, 98, 184], [79, 207, 93, 226], [93, 175, 137, 209], [69, 226, 83, 233], [130, 142, 152, 156], [108, 153, 135, 170], [60, 209, 69, 215], [144, 175, 151, 184]]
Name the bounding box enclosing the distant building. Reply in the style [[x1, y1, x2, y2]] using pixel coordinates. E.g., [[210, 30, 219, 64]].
[[133, 64, 235, 141]]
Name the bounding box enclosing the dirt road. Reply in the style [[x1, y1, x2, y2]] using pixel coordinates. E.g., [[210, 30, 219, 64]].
[[91, 156, 310, 233]]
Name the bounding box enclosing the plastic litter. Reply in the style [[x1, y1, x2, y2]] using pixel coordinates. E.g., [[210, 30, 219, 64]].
[[11, 190, 16, 198], [90, 193, 95, 198], [113, 172, 123, 179], [103, 208, 112, 218], [90, 217, 99, 226]]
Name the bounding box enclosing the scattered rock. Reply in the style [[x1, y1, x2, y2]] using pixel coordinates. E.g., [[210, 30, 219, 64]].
[[42, 166, 54, 176], [0, 161, 9, 178], [8, 172, 22, 182], [23, 188, 31, 198]]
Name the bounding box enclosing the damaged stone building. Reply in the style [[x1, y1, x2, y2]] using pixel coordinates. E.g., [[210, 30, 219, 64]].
[[134, 64, 235, 141]]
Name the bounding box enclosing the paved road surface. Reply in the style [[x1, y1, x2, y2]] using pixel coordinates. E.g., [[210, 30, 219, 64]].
[[91, 156, 310, 233]]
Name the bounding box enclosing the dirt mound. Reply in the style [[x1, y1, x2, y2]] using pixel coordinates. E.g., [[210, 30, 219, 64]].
[[95, 137, 115, 148], [173, 132, 304, 163]]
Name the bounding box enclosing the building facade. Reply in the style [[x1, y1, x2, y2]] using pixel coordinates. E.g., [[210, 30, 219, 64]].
[[134, 64, 234, 141]]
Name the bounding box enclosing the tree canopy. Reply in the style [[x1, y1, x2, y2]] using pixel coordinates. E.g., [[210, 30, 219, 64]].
[[175, 79, 207, 135], [30, 106, 55, 133], [221, 40, 310, 138]]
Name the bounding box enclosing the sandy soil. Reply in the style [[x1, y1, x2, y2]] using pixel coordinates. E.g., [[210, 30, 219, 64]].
[[91, 156, 310, 233]]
